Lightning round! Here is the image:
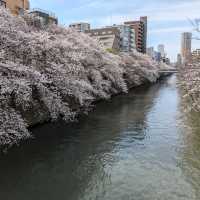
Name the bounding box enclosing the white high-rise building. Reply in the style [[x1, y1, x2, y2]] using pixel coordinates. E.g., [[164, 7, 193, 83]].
[[181, 32, 192, 64], [158, 44, 165, 57]]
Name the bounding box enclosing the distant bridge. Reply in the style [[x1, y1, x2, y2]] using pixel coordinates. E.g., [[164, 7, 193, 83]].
[[159, 69, 178, 75]]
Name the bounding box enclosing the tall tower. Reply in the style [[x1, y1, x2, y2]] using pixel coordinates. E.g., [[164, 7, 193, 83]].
[[181, 32, 192, 64], [140, 16, 147, 54], [158, 44, 165, 57]]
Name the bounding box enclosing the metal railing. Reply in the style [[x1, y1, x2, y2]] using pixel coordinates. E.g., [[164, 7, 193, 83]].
[[30, 8, 57, 19]]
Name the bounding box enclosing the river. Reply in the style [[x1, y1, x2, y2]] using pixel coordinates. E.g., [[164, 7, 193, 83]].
[[0, 75, 200, 200]]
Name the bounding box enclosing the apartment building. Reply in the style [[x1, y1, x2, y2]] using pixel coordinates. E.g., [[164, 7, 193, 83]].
[[86, 27, 120, 51], [69, 22, 90, 32], [125, 16, 147, 54], [118, 25, 131, 52], [112, 24, 136, 52], [181, 32, 192, 64], [29, 8, 58, 25], [140, 16, 147, 53], [2, 0, 30, 16], [130, 29, 136, 52]]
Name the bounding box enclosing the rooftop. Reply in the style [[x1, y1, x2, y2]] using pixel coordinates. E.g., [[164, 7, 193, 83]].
[[69, 22, 90, 25], [29, 8, 57, 19]]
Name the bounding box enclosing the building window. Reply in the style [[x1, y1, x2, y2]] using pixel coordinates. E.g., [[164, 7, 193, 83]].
[[18, 8, 25, 16]]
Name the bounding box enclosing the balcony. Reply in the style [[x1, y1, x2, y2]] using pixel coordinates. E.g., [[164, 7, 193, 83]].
[[29, 8, 58, 25]]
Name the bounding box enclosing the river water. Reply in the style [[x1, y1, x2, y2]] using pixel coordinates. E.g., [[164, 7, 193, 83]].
[[1, 75, 200, 200]]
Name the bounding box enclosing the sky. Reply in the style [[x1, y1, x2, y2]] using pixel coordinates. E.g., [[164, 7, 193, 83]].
[[30, 0, 200, 61]]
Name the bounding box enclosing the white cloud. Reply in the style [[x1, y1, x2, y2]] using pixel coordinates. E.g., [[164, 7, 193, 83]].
[[149, 26, 192, 34], [30, 0, 200, 61]]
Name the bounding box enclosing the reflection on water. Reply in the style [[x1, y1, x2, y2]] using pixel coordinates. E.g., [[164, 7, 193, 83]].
[[0, 75, 200, 200]]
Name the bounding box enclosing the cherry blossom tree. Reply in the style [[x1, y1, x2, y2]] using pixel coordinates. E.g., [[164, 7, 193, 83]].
[[0, 7, 168, 148], [178, 18, 200, 113]]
